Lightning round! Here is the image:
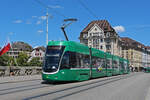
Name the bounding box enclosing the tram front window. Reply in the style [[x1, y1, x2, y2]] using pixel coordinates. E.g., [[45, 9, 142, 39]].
[[43, 46, 65, 72]]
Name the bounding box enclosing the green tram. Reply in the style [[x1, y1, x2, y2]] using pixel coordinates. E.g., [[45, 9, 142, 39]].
[[145, 67, 150, 73], [42, 41, 130, 82]]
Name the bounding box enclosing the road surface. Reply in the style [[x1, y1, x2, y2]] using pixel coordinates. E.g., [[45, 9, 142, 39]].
[[0, 72, 150, 100]]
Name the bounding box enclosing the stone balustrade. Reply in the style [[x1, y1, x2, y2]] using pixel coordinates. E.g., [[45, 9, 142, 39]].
[[0, 66, 42, 77]]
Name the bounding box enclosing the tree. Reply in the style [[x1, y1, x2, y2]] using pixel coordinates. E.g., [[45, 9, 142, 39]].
[[0, 54, 9, 66], [17, 52, 29, 66], [29, 57, 43, 67], [8, 56, 17, 66]]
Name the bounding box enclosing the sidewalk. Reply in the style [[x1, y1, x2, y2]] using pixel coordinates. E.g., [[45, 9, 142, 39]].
[[0, 75, 41, 84]]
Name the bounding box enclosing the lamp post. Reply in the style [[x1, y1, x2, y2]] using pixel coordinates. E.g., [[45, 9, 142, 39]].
[[46, 8, 53, 45], [46, 8, 49, 45]]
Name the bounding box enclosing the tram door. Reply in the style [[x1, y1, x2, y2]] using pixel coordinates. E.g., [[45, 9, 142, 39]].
[[124, 61, 128, 73]]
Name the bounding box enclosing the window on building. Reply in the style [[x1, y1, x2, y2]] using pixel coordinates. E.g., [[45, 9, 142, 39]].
[[100, 46, 103, 49], [100, 39, 103, 42], [96, 45, 99, 49], [131, 51, 133, 55], [83, 34, 87, 38], [95, 28, 97, 31], [114, 39, 116, 43], [89, 33, 92, 36], [106, 45, 111, 50], [105, 39, 111, 43], [93, 39, 97, 45], [93, 33, 98, 36], [106, 32, 110, 37], [96, 39, 99, 44]]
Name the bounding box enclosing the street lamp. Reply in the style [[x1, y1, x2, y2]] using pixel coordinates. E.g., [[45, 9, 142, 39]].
[[61, 18, 77, 41], [46, 8, 53, 45]]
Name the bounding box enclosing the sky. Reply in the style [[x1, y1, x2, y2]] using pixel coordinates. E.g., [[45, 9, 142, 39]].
[[0, 0, 150, 48]]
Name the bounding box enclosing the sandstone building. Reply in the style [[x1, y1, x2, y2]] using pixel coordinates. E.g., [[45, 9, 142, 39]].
[[79, 20, 122, 56]]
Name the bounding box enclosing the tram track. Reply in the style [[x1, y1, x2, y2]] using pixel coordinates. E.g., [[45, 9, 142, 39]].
[[0, 85, 51, 96], [24, 72, 140, 100], [0, 80, 53, 96], [0, 83, 41, 92]]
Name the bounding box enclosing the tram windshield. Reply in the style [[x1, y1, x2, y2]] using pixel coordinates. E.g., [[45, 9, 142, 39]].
[[43, 46, 65, 72]]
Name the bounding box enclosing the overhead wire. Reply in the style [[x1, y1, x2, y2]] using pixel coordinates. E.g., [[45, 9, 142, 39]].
[[34, 0, 68, 18], [77, 0, 99, 19]]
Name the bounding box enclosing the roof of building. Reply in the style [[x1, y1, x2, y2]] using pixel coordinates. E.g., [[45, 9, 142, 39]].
[[81, 20, 115, 33], [145, 46, 150, 49], [121, 37, 145, 48], [11, 41, 33, 52], [33, 46, 46, 52]]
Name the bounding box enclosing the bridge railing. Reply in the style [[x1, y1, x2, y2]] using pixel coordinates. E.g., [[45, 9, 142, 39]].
[[0, 66, 42, 77]]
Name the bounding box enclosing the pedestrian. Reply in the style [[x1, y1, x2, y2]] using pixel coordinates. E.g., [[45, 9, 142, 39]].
[[9, 66, 14, 76]]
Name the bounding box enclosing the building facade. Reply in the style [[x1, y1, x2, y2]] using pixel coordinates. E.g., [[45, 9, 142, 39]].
[[79, 20, 122, 56], [29, 46, 45, 62], [121, 37, 144, 71], [142, 47, 148, 68], [145, 46, 150, 68], [7, 41, 33, 58]]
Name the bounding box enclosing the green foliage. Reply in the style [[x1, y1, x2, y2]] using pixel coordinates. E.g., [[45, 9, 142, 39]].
[[0, 52, 44, 67], [0, 52, 43, 67], [7, 56, 16, 66], [0, 54, 9, 66], [29, 57, 43, 67], [17, 52, 29, 66]]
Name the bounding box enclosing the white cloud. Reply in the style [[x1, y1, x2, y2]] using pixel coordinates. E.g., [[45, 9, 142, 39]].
[[113, 26, 125, 33], [37, 30, 43, 33], [9, 32, 15, 35], [36, 21, 41, 25], [39, 16, 46, 20], [32, 16, 38, 18], [13, 20, 23, 24], [26, 20, 32, 24], [33, 46, 38, 49], [48, 5, 63, 9]]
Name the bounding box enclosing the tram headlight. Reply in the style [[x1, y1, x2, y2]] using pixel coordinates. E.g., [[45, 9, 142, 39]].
[[52, 66, 56, 69]]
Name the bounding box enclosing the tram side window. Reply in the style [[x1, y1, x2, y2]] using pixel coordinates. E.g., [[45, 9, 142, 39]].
[[60, 52, 70, 69], [97, 58, 105, 68], [101, 59, 106, 68], [61, 51, 90, 69], [122, 62, 124, 69], [76, 53, 90, 68], [106, 59, 112, 69], [82, 55, 90, 68], [120, 61, 124, 70], [69, 52, 78, 68], [110, 60, 112, 68], [92, 57, 96, 68], [113, 60, 118, 69], [69, 52, 90, 68], [92, 57, 105, 68], [60, 51, 79, 68]]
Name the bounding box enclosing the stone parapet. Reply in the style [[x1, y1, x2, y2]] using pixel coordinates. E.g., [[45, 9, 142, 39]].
[[0, 66, 42, 77]]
